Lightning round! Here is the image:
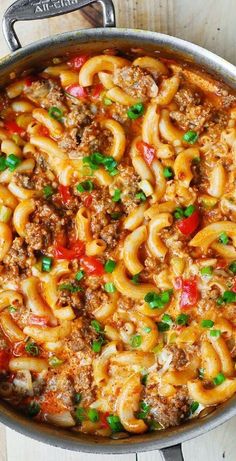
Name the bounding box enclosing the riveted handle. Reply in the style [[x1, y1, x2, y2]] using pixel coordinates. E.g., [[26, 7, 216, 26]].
[[160, 444, 184, 461], [2, 0, 116, 52]]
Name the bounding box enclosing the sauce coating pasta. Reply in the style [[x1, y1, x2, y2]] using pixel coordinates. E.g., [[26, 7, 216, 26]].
[[0, 49, 236, 436]]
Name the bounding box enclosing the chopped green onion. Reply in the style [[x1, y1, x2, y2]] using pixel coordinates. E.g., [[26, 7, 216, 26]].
[[127, 103, 145, 120], [43, 185, 54, 199], [143, 326, 152, 333], [162, 313, 173, 325], [8, 305, 17, 313], [210, 329, 221, 338], [0, 205, 12, 223], [229, 261, 236, 274], [198, 367, 205, 379], [110, 211, 122, 220], [163, 166, 174, 179], [41, 256, 53, 272], [49, 356, 63, 367], [0, 156, 7, 171], [83, 153, 118, 175], [104, 282, 116, 293], [184, 205, 195, 217], [75, 270, 84, 281], [176, 313, 189, 326], [87, 408, 99, 422], [131, 273, 141, 285], [144, 290, 173, 309], [135, 191, 147, 201], [103, 97, 113, 106], [109, 168, 119, 176], [217, 290, 236, 305], [112, 189, 121, 202], [201, 319, 214, 328], [74, 393, 82, 404], [91, 319, 103, 334], [28, 401, 40, 417], [105, 259, 116, 273], [174, 207, 184, 220], [75, 407, 86, 422], [48, 106, 63, 120], [137, 401, 150, 419], [190, 401, 199, 414], [92, 338, 104, 353], [130, 334, 142, 348], [77, 180, 94, 193], [141, 373, 148, 385], [219, 232, 229, 245], [148, 420, 163, 431], [6, 154, 21, 171], [59, 283, 81, 293], [183, 130, 198, 144], [213, 372, 225, 386], [200, 266, 213, 276], [25, 341, 39, 356], [106, 414, 123, 432], [157, 322, 170, 332]]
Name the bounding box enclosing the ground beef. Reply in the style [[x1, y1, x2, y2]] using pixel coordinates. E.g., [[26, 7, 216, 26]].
[[144, 386, 190, 428], [112, 164, 140, 214], [62, 319, 98, 405], [25, 222, 52, 251], [57, 286, 82, 312], [79, 121, 112, 156], [15, 173, 34, 190], [66, 318, 97, 353], [170, 104, 212, 131], [174, 86, 202, 110], [64, 102, 94, 129], [164, 345, 188, 369], [43, 373, 74, 411], [117, 295, 136, 311], [90, 188, 120, 237], [2, 237, 35, 277], [25, 79, 66, 110], [84, 286, 109, 315], [113, 65, 158, 100], [100, 222, 120, 249]]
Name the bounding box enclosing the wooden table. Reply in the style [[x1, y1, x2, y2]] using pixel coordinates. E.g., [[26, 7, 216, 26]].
[[0, 1, 236, 460]]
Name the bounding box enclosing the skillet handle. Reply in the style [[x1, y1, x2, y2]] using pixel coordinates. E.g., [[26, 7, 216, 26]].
[[160, 444, 184, 461], [2, 0, 116, 52]]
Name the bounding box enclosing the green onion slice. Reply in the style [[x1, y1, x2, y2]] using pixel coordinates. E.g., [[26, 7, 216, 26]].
[[127, 103, 145, 120]]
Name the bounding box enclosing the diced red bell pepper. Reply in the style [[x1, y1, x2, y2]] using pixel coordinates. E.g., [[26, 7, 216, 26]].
[[80, 256, 104, 276], [28, 315, 49, 327], [65, 84, 88, 99], [92, 84, 104, 99], [24, 76, 34, 87], [216, 258, 227, 269], [12, 342, 26, 357], [67, 55, 88, 70], [177, 210, 200, 235], [0, 350, 10, 370], [4, 120, 24, 136], [100, 412, 110, 429], [54, 240, 85, 260], [58, 185, 72, 204], [83, 193, 93, 208], [180, 277, 200, 309], [38, 125, 50, 137], [136, 140, 155, 166]]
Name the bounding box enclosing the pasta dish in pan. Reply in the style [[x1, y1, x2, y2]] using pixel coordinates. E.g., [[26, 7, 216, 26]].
[[0, 50, 236, 436]]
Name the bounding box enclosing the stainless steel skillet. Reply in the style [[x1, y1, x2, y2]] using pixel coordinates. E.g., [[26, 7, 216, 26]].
[[0, 1, 236, 459]]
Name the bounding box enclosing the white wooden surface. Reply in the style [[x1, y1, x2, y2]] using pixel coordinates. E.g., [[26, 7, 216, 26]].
[[0, 0, 236, 460]]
